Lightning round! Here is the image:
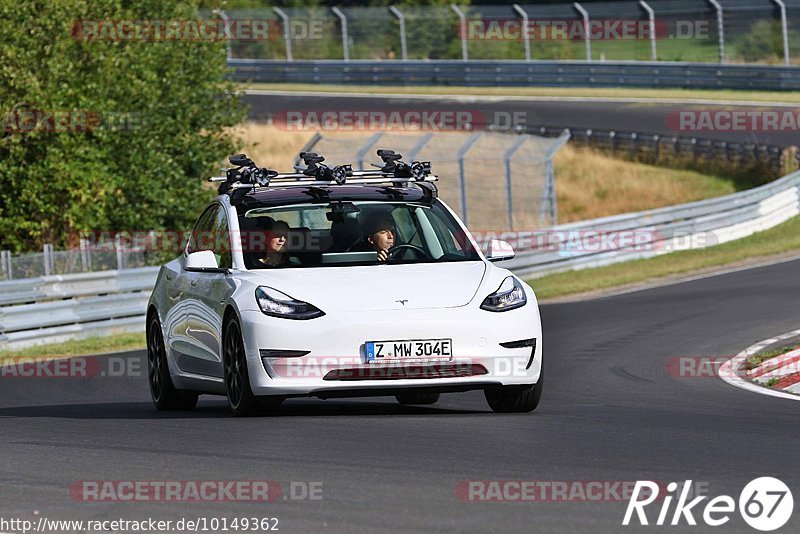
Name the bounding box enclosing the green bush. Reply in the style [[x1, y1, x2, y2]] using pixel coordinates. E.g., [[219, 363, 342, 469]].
[[733, 19, 785, 63], [0, 0, 246, 252]]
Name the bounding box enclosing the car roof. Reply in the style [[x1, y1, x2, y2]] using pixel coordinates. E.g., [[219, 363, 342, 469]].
[[232, 184, 436, 214]]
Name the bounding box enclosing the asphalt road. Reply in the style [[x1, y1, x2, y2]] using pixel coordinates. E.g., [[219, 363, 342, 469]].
[[1, 258, 799, 533], [244, 93, 799, 147]]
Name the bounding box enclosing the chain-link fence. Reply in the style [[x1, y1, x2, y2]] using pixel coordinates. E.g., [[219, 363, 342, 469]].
[[298, 131, 570, 232], [217, 1, 799, 65], [0, 241, 156, 281]]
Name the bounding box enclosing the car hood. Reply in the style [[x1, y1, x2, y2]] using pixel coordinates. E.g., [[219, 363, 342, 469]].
[[251, 261, 487, 312]]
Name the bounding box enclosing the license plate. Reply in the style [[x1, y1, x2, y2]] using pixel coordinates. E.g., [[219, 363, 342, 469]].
[[365, 339, 453, 363]]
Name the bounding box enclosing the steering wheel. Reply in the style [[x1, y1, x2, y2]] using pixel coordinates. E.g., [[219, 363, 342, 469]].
[[387, 244, 431, 260]]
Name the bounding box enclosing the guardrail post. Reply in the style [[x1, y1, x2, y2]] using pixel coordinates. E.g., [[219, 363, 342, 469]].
[[707, 0, 725, 63], [456, 132, 482, 226], [773, 0, 791, 66], [1, 250, 11, 280], [331, 7, 350, 62], [513, 4, 531, 61], [504, 135, 529, 231], [212, 9, 233, 61], [43, 243, 53, 276], [273, 7, 293, 62], [573, 2, 592, 62], [389, 6, 408, 61], [653, 134, 660, 162], [639, 0, 657, 61], [451, 4, 469, 61]]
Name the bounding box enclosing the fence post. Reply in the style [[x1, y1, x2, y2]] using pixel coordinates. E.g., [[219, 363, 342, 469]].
[[573, 2, 592, 62], [639, 0, 657, 61], [451, 4, 469, 61], [456, 133, 482, 226], [1, 250, 11, 280], [773, 0, 790, 66], [389, 6, 408, 61], [115, 233, 124, 271], [543, 130, 571, 226], [707, 0, 725, 63], [331, 7, 350, 62], [503, 135, 529, 231], [273, 7, 293, 62], [43, 243, 53, 276], [512, 4, 531, 61], [212, 9, 232, 61], [79, 238, 90, 272], [355, 132, 384, 170]]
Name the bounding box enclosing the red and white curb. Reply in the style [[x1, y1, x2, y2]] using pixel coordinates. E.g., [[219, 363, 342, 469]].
[[719, 328, 800, 401]]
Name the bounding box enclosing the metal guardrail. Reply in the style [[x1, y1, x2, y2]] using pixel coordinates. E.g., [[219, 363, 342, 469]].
[[230, 59, 800, 91], [0, 267, 158, 350], [501, 168, 800, 277], [1, 168, 799, 349]]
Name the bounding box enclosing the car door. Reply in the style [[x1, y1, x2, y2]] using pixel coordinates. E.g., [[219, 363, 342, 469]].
[[180, 203, 235, 378]]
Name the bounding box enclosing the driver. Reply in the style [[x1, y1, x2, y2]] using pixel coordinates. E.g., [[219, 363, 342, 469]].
[[363, 212, 395, 262]]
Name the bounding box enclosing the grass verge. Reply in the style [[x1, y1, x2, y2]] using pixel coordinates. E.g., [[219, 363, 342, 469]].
[[243, 83, 800, 104], [0, 332, 145, 361], [745, 343, 800, 370], [554, 145, 736, 222], [528, 215, 800, 300]]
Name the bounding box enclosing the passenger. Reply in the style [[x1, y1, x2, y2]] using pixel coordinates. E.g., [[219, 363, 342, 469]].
[[363, 212, 396, 262], [258, 219, 291, 267]]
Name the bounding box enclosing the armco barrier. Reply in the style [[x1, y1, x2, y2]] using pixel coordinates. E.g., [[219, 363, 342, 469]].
[[1, 169, 799, 348], [503, 169, 800, 277], [0, 267, 158, 350], [230, 59, 800, 91]]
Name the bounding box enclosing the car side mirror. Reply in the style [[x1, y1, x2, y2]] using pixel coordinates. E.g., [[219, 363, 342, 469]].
[[185, 250, 227, 273], [486, 239, 515, 262]]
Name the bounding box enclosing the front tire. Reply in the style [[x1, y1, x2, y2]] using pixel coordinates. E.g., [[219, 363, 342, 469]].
[[147, 315, 198, 411], [484, 367, 543, 413], [396, 393, 440, 405], [223, 315, 258, 416]]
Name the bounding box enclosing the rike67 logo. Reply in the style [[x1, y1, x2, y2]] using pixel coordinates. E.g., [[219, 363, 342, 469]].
[[623, 477, 793, 531]]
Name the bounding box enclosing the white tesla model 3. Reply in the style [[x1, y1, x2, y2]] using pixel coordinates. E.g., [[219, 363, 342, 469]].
[[146, 151, 543, 415]]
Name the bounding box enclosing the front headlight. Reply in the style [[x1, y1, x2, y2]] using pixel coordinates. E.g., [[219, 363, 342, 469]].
[[480, 276, 527, 312], [255, 287, 325, 320]]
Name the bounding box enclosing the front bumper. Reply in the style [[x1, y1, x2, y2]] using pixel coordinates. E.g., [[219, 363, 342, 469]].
[[239, 304, 542, 397]]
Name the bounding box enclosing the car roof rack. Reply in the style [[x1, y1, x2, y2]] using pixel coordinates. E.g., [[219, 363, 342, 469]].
[[210, 150, 437, 196]]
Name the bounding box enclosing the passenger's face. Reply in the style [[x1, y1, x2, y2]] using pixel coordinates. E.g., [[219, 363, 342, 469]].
[[268, 231, 287, 252], [370, 224, 394, 251]]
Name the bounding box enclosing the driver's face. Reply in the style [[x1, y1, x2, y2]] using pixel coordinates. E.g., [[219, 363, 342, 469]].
[[370, 225, 394, 251]]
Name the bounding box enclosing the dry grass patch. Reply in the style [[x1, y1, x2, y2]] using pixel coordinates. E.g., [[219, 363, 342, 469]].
[[554, 145, 737, 222]]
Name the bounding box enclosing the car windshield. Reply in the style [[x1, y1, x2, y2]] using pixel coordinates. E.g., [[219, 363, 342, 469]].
[[238, 200, 481, 269]]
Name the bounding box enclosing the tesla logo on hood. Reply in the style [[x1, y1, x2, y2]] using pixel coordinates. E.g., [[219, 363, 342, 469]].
[[396, 300, 408, 306]]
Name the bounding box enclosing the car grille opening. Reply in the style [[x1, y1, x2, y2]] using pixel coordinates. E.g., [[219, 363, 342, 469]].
[[323, 363, 488, 381]]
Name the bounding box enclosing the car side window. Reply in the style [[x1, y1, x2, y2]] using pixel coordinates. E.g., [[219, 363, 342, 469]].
[[213, 207, 233, 269], [187, 205, 220, 256]]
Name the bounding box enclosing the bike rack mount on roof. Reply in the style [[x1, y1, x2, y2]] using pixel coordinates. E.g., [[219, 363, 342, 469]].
[[210, 150, 436, 196]]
